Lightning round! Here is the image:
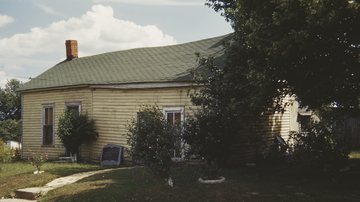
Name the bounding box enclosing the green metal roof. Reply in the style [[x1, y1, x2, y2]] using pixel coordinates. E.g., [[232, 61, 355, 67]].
[[20, 34, 229, 91]]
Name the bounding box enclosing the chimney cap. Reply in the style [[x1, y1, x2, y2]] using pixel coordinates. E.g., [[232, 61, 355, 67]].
[[65, 40, 77, 44]]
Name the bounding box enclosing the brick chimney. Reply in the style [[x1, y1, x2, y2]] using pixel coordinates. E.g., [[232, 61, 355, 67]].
[[65, 40, 78, 60]]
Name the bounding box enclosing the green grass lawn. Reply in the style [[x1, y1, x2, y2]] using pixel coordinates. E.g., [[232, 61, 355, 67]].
[[41, 160, 360, 202], [0, 161, 101, 198]]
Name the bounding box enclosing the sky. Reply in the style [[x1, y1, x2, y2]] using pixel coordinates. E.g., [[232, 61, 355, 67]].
[[0, 0, 233, 87]]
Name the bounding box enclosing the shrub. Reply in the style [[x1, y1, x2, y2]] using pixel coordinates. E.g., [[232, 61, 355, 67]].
[[28, 151, 48, 172], [57, 110, 98, 160], [289, 122, 350, 169], [0, 140, 13, 163], [127, 106, 177, 179], [265, 135, 292, 163], [183, 107, 262, 175]]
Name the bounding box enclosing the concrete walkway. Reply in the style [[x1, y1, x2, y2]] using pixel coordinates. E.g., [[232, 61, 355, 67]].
[[0, 167, 136, 202]]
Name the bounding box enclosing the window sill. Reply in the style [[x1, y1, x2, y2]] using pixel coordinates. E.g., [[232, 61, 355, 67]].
[[41, 145, 55, 148]]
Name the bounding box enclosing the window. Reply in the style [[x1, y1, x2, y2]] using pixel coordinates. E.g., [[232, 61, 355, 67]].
[[163, 107, 184, 159], [166, 112, 182, 126], [65, 102, 81, 116], [299, 115, 311, 132], [42, 105, 54, 145]]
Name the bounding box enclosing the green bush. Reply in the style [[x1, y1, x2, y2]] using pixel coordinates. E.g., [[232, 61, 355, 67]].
[[183, 110, 224, 163], [127, 106, 177, 179], [57, 110, 98, 159], [289, 122, 350, 169], [0, 140, 14, 163]]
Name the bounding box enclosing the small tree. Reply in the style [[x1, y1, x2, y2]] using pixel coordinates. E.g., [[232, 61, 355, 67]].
[[127, 106, 177, 181], [57, 110, 98, 161], [28, 151, 48, 174]]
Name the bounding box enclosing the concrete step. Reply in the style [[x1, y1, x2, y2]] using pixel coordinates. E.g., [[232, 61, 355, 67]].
[[14, 187, 52, 200]]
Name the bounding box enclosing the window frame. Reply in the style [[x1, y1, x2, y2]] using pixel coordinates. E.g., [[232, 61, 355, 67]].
[[163, 107, 184, 124], [41, 104, 55, 146], [163, 106, 185, 160], [65, 101, 82, 115]]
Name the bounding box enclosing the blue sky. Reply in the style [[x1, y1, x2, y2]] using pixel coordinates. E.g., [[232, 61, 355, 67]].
[[0, 0, 232, 87]]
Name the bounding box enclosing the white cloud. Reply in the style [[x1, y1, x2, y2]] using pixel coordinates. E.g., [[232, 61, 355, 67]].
[[0, 71, 7, 87], [0, 14, 14, 28], [37, 4, 64, 17], [93, 0, 204, 6], [0, 4, 176, 87], [0, 71, 29, 88]]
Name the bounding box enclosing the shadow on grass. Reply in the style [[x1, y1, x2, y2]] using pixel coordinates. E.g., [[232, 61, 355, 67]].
[[41, 162, 360, 202]]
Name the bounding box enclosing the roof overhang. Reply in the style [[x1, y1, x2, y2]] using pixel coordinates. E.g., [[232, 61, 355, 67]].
[[89, 82, 198, 90], [19, 81, 199, 93]]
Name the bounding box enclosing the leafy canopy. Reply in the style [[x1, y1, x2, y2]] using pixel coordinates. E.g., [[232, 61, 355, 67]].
[[207, 0, 360, 109], [0, 119, 21, 142], [0, 79, 22, 121], [0, 79, 22, 142], [184, 0, 360, 167]]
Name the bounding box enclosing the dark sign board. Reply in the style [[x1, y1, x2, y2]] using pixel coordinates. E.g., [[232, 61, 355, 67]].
[[101, 144, 122, 166]]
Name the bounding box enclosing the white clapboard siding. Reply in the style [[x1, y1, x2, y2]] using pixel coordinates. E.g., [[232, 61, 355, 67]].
[[22, 88, 93, 159], [22, 86, 299, 162], [90, 87, 194, 161]]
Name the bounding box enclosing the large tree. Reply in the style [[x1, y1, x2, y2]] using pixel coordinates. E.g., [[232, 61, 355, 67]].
[[206, 0, 360, 109], [0, 79, 22, 121], [184, 0, 360, 167], [0, 79, 22, 142]]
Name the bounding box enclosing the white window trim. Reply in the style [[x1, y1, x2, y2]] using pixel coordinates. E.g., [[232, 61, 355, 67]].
[[65, 101, 82, 113], [162, 107, 184, 123], [163, 106, 186, 161], [41, 104, 55, 146]]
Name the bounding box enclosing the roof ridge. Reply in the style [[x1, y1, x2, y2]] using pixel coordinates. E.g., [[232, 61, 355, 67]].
[[78, 33, 232, 59]]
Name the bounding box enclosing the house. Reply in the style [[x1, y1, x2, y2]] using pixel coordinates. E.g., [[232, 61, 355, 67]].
[[19, 35, 304, 162]]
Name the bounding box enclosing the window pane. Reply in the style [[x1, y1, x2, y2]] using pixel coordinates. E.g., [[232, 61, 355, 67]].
[[174, 113, 181, 125], [43, 106, 53, 145], [43, 125, 53, 145], [67, 106, 79, 116], [167, 113, 174, 125], [45, 108, 53, 125]]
